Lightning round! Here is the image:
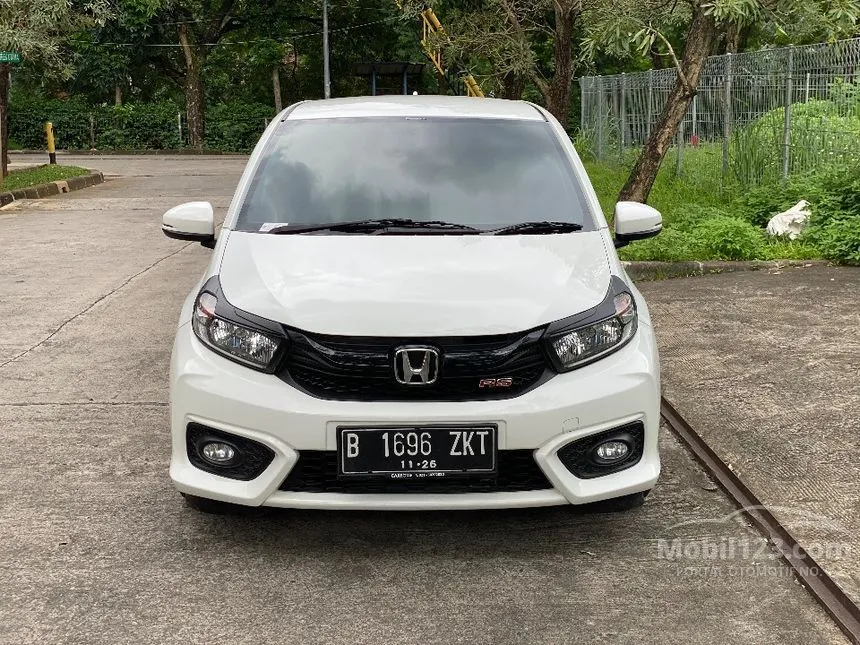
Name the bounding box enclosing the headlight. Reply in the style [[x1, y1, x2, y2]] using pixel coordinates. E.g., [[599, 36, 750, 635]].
[[547, 291, 637, 371], [192, 291, 282, 370]]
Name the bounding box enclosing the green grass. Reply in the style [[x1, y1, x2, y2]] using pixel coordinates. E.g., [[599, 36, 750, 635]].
[[586, 157, 724, 223], [2, 164, 89, 192], [583, 152, 824, 262]]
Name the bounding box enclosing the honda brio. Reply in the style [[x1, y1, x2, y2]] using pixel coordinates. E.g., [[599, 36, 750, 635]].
[[162, 95, 663, 513]]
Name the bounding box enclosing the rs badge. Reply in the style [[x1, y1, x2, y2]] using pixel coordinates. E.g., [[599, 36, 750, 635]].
[[478, 377, 513, 389]]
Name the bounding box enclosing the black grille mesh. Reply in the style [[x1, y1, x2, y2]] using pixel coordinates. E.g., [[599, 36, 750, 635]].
[[282, 329, 550, 401], [279, 450, 553, 494]]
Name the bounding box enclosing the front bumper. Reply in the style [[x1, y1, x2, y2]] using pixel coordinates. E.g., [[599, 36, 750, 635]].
[[169, 322, 661, 510]]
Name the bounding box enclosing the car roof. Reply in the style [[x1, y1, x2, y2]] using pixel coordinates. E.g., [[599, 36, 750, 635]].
[[286, 95, 547, 122]]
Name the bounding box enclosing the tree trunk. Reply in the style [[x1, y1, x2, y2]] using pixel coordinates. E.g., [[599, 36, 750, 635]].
[[0, 64, 9, 178], [724, 21, 740, 54], [618, 6, 718, 203], [179, 24, 205, 149], [115, 85, 122, 106], [737, 25, 751, 53], [272, 67, 283, 113], [544, 1, 577, 129], [500, 71, 525, 100], [501, 72, 526, 101]]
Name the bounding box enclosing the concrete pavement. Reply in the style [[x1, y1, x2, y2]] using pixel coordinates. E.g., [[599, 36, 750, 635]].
[[639, 265, 860, 605], [0, 155, 847, 644]]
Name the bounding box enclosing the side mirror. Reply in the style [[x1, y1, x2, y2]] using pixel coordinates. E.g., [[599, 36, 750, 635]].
[[614, 201, 662, 248], [162, 201, 216, 249]]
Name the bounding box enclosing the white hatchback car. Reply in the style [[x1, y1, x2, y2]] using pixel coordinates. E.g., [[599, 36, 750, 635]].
[[162, 96, 663, 513]]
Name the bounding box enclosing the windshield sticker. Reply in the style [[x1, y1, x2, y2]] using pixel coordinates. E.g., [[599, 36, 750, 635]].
[[259, 223, 286, 232]]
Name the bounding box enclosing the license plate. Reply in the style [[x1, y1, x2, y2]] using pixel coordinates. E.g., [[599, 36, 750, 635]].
[[337, 426, 497, 478]]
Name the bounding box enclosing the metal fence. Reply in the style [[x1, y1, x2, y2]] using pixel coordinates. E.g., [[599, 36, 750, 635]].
[[9, 107, 274, 154], [579, 37, 860, 186]]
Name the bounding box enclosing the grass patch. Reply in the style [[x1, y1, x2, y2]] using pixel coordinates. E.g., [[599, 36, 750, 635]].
[[2, 164, 89, 192], [583, 153, 829, 262]]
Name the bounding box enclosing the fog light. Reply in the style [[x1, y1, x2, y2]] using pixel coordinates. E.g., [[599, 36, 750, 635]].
[[201, 441, 236, 464], [594, 440, 629, 462]]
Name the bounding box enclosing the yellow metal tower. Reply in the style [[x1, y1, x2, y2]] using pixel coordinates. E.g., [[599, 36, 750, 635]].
[[395, 2, 484, 97]]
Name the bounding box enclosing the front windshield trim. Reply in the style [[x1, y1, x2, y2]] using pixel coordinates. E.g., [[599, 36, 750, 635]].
[[235, 116, 596, 234]]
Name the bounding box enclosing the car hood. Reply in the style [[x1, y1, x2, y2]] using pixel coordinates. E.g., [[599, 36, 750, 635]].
[[218, 231, 612, 336]]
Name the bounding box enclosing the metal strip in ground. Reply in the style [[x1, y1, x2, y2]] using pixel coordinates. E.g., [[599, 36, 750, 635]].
[[661, 397, 860, 645]]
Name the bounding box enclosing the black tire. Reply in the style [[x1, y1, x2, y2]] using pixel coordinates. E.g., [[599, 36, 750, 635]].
[[182, 493, 245, 515], [589, 490, 651, 513]]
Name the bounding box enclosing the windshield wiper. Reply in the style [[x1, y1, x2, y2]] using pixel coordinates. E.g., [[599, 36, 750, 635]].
[[485, 221, 584, 235], [264, 218, 480, 235]]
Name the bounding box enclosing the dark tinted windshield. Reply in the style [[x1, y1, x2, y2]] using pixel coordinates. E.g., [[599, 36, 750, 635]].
[[236, 117, 594, 232]]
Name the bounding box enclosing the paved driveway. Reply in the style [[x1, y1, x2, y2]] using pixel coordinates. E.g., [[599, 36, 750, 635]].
[[639, 265, 860, 605], [0, 155, 845, 644]]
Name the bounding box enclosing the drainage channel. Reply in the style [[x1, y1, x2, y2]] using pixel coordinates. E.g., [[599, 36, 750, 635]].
[[661, 397, 860, 645]]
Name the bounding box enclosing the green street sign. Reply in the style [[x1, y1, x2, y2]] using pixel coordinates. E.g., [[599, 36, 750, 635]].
[[0, 52, 21, 64]]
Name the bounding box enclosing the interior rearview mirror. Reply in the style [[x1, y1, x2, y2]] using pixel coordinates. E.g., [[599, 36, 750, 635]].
[[614, 201, 662, 248], [162, 201, 216, 248]]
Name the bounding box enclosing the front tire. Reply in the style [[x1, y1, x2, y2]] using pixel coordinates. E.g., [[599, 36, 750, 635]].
[[182, 493, 245, 515]]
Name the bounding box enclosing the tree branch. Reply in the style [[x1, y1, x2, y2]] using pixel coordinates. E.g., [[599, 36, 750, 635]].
[[652, 26, 692, 92], [497, 0, 549, 92], [203, 0, 238, 44]]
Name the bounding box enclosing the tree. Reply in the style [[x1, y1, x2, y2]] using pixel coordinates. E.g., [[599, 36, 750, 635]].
[[584, 0, 860, 203], [67, 2, 162, 106], [443, 0, 583, 127], [0, 0, 109, 175], [169, 0, 241, 147]]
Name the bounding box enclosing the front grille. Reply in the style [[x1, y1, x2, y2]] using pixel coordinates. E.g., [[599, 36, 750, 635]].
[[279, 450, 553, 494], [281, 329, 551, 401]]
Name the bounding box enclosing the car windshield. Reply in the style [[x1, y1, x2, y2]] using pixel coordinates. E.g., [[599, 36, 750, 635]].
[[235, 117, 595, 232]]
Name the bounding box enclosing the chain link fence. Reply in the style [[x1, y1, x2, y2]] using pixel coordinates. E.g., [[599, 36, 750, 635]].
[[579, 37, 860, 187]]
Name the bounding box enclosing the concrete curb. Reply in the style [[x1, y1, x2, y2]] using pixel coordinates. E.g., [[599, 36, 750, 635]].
[[11, 149, 245, 157], [0, 171, 105, 207], [624, 259, 831, 282]]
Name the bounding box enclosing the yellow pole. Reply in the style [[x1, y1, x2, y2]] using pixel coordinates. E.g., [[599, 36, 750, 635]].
[[45, 122, 56, 164]]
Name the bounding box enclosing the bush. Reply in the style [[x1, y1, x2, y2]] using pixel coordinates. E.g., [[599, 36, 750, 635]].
[[728, 162, 860, 263], [806, 218, 860, 264], [8, 96, 275, 152], [730, 84, 860, 186], [205, 102, 273, 152], [731, 183, 807, 228], [99, 102, 184, 149], [690, 215, 766, 260], [668, 204, 736, 231], [9, 97, 97, 149], [618, 227, 701, 262]]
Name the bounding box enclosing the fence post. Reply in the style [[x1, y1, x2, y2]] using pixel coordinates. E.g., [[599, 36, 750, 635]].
[[177, 111, 183, 146], [804, 72, 810, 102], [782, 47, 794, 180], [89, 115, 95, 150], [619, 73, 627, 154], [721, 53, 732, 181], [646, 70, 653, 141], [579, 77, 585, 132], [676, 118, 684, 176], [692, 94, 698, 138], [596, 78, 605, 161]]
